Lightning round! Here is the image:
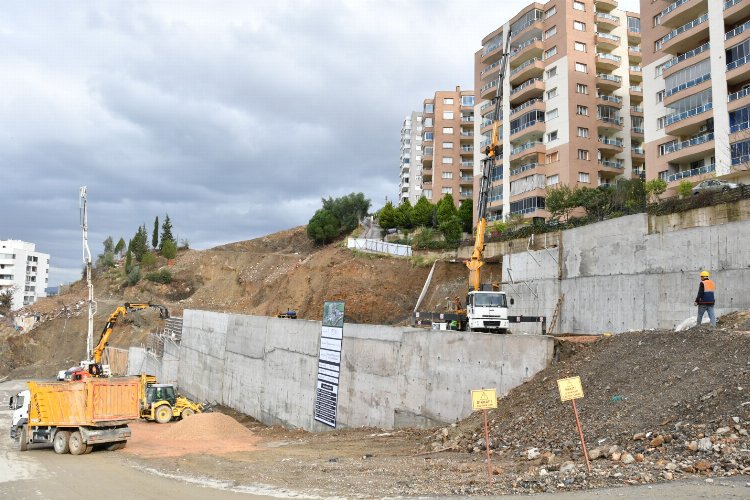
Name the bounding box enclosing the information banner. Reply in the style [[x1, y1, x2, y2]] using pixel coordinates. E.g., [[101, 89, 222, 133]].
[[314, 301, 345, 427]]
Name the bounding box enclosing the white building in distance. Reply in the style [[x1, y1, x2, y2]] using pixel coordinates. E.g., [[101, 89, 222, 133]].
[[0, 240, 50, 311]]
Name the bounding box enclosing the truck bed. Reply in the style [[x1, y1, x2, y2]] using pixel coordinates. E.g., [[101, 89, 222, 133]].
[[28, 378, 140, 427]]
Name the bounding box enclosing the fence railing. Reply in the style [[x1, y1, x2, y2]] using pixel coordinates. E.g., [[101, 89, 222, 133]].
[[347, 238, 412, 257]]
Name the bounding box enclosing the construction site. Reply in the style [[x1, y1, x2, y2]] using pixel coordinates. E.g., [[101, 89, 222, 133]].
[[2, 190, 750, 497]]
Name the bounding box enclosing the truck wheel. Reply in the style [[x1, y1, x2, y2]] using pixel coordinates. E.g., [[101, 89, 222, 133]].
[[155, 405, 173, 424], [181, 408, 195, 419], [69, 431, 86, 455], [19, 426, 28, 452], [83, 445, 94, 454], [53, 431, 71, 454]]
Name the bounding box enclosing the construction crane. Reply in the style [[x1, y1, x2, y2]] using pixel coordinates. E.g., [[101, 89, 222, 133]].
[[79, 187, 97, 360], [466, 29, 513, 291]]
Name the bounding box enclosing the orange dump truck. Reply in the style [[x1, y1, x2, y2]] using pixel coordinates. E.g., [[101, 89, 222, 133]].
[[9, 377, 140, 455]]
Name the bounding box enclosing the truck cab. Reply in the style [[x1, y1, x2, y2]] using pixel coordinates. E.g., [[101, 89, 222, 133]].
[[9, 390, 30, 440], [466, 290, 509, 333]]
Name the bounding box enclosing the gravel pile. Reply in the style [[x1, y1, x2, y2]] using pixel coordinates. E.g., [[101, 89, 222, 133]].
[[163, 412, 255, 441]]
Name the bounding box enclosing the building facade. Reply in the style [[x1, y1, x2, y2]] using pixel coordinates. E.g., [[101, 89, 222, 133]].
[[421, 86, 476, 206], [474, 0, 642, 221], [399, 112, 425, 204], [0, 240, 49, 311], [642, 0, 750, 188]]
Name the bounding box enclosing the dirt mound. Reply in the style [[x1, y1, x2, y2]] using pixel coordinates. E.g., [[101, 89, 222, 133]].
[[163, 412, 254, 441]]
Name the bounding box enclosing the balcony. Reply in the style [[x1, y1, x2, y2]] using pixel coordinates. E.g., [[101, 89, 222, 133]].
[[459, 131, 474, 143], [460, 161, 474, 169], [481, 59, 502, 81], [461, 115, 474, 123], [481, 39, 504, 64], [660, 0, 709, 29], [666, 163, 715, 182], [727, 54, 750, 85], [509, 78, 544, 105], [597, 115, 624, 133], [629, 65, 642, 81], [597, 73, 622, 91], [598, 159, 625, 176], [510, 37, 544, 65], [628, 45, 642, 62], [725, 19, 750, 45], [728, 86, 750, 111], [630, 85, 643, 99], [659, 14, 709, 55], [480, 78, 499, 100], [662, 42, 710, 76], [460, 145, 475, 155], [595, 0, 618, 12], [628, 26, 641, 44], [661, 132, 715, 162], [510, 162, 539, 177], [459, 191, 474, 200], [631, 126, 644, 136], [510, 140, 544, 161], [631, 146, 645, 157], [510, 98, 544, 116], [596, 32, 621, 50], [630, 105, 644, 116], [665, 102, 713, 135], [509, 57, 544, 85], [598, 93, 623, 108], [596, 52, 622, 71], [725, 0, 750, 25], [664, 73, 711, 100], [510, 119, 545, 141], [598, 137, 624, 153], [595, 11, 621, 30]]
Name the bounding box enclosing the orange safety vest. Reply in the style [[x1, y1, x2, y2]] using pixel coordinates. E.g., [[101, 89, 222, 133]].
[[699, 279, 715, 304]]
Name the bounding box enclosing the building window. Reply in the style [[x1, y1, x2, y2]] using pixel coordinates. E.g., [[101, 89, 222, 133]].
[[575, 62, 587, 73], [653, 14, 661, 27], [544, 46, 558, 59], [443, 98, 454, 105], [628, 16, 640, 33], [546, 151, 559, 163], [547, 130, 558, 142], [442, 171, 454, 179], [423, 189, 433, 199], [574, 21, 585, 31], [442, 142, 453, 149], [657, 116, 665, 129], [547, 174, 559, 185], [441, 157, 454, 164], [544, 6, 556, 18], [546, 66, 557, 79], [544, 26, 557, 39], [546, 108, 559, 120], [576, 105, 589, 116], [442, 127, 454, 134], [424, 132, 433, 140], [656, 90, 665, 103], [576, 83, 588, 94], [577, 149, 590, 160], [547, 87, 558, 99], [578, 172, 590, 183], [574, 41, 586, 52], [424, 118, 433, 127], [443, 111, 454, 119], [577, 127, 589, 138], [573, 1, 585, 11], [441, 187, 453, 194], [424, 104, 434, 113], [461, 95, 474, 106]]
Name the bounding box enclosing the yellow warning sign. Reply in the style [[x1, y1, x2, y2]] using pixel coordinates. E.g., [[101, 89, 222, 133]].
[[557, 376, 584, 402], [471, 389, 498, 411]]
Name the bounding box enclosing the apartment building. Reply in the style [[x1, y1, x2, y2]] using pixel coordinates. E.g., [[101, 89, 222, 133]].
[[0, 240, 49, 311], [642, 0, 750, 188], [399, 112, 425, 204], [474, 0, 642, 221], [420, 86, 476, 206]]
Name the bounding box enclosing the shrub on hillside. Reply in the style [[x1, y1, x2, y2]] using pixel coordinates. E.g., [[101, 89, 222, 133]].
[[146, 268, 172, 284]]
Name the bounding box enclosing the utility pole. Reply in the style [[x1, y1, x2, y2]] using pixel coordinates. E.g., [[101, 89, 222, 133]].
[[79, 187, 96, 360]]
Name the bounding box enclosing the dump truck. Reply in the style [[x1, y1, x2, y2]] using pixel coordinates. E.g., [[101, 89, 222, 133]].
[[9, 377, 140, 455]]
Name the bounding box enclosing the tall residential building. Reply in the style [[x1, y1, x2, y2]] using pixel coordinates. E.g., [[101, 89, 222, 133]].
[[399, 112, 425, 204], [642, 0, 750, 188], [474, 0, 641, 221], [0, 240, 50, 310], [421, 86, 476, 206]]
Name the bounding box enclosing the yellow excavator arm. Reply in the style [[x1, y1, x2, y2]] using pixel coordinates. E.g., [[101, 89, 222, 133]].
[[92, 303, 169, 365], [465, 218, 487, 292]]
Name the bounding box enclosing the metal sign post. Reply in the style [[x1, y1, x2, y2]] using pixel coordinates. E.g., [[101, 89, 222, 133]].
[[471, 388, 497, 486], [557, 376, 591, 473]]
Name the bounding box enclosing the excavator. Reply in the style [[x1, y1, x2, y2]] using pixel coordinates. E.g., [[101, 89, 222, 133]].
[[462, 29, 514, 333]]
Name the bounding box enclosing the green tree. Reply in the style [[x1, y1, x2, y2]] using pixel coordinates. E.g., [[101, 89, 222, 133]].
[[0, 289, 14, 317], [131, 225, 149, 261], [377, 201, 398, 230], [114, 237, 126, 257], [307, 209, 340, 244], [125, 243, 133, 272], [102, 236, 114, 254], [127, 265, 141, 286], [159, 214, 174, 250], [321, 192, 371, 233], [545, 185, 576, 221], [645, 178, 668, 204], [575, 186, 610, 220], [458, 199, 473, 233], [152, 216, 159, 250], [677, 180, 693, 198], [395, 199, 412, 229], [410, 196, 434, 227], [141, 252, 157, 269], [161, 239, 177, 259], [436, 194, 458, 226], [439, 216, 463, 246]]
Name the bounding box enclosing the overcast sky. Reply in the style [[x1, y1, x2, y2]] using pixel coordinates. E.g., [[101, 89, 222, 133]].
[[1, 0, 639, 286]]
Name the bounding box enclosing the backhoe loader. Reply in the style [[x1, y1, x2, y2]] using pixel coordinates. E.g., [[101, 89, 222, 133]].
[[138, 374, 204, 423]]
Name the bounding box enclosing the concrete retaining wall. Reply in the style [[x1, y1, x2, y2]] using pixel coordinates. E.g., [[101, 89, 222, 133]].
[[177, 310, 554, 430], [501, 213, 750, 333]]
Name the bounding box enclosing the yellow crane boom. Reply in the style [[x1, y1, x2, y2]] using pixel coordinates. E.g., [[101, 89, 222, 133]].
[[92, 303, 169, 365]]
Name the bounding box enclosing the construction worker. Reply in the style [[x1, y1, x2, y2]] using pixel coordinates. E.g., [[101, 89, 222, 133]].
[[695, 270, 716, 328]]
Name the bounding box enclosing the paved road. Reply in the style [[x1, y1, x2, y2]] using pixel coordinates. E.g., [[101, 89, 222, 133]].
[[0, 381, 271, 500]]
